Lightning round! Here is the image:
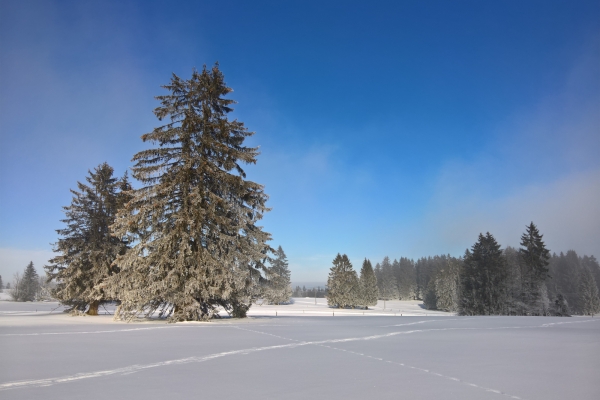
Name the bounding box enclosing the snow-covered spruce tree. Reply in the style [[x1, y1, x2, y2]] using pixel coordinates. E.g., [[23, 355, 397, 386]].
[[327, 254, 359, 308], [16, 262, 40, 301], [460, 233, 509, 315], [579, 265, 600, 316], [433, 258, 460, 312], [359, 258, 378, 309], [107, 65, 271, 322], [379, 256, 398, 300], [263, 246, 292, 305], [46, 163, 130, 314], [0, 275, 3, 291], [519, 222, 551, 315], [554, 293, 570, 316]]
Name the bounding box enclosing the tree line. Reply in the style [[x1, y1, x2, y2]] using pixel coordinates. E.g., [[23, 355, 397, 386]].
[[292, 286, 327, 298], [327, 223, 600, 316], [38, 65, 290, 321]]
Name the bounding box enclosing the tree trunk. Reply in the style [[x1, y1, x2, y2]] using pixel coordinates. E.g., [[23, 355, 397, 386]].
[[86, 300, 99, 316]]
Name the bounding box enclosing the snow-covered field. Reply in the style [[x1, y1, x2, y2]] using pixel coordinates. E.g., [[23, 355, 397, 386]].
[[1, 298, 598, 400]]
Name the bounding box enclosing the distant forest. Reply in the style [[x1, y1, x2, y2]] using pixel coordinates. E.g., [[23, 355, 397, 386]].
[[323, 223, 600, 316]]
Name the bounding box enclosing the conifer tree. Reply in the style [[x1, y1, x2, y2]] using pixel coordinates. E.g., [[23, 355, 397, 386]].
[[579, 265, 600, 316], [519, 222, 550, 315], [460, 233, 509, 315], [554, 293, 571, 316], [397, 257, 416, 300], [433, 258, 460, 312], [379, 256, 398, 300], [46, 163, 130, 314], [0, 275, 3, 291], [263, 246, 292, 304], [358, 258, 378, 308], [17, 262, 40, 301], [108, 65, 271, 321], [327, 254, 359, 308]]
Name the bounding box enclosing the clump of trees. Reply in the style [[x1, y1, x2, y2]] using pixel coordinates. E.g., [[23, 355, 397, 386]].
[[361, 222, 600, 316], [43, 65, 287, 321], [326, 255, 378, 309]]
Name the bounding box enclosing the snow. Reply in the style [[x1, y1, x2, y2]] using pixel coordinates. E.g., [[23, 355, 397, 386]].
[[1, 300, 599, 399]]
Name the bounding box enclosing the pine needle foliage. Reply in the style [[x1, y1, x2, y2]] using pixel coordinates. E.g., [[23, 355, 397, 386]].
[[327, 254, 359, 308], [16, 262, 40, 302], [358, 258, 378, 308], [45, 163, 130, 314], [263, 246, 292, 305], [519, 222, 551, 314], [460, 232, 509, 315], [579, 265, 600, 316], [108, 65, 271, 322]]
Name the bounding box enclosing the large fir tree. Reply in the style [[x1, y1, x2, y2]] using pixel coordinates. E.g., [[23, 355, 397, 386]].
[[519, 222, 550, 315], [460, 233, 509, 315], [46, 163, 130, 314], [358, 258, 378, 308], [108, 65, 271, 321], [327, 254, 359, 308], [263, 246, 292, 305]]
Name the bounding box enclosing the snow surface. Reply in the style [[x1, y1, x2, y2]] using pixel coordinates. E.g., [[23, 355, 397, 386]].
[[0, 299, 599, 400]]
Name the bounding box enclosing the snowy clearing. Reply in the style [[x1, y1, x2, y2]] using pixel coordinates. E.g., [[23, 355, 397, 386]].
[[0, 299, 598, 400]]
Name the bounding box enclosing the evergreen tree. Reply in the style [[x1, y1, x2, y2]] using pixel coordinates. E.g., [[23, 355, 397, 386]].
[[579, 265, 600, 316], [358, 258, 378, 308], [0, 275, 3, 291], [327, 254, 359, 308], [460, 233, 509, 315], [519, 222, 551, 315], [554, 293, 570, 316], [433, 258, 461, 312], [107, 65, 271, 321], [17, 262, 40, 301], [379, 256, 398, 300], [45, 163, 130, 315], [423, 278, 437, 310], [397, 257, 416, 300], [551, 251, 582, 313], [263, 246, 292, 304]]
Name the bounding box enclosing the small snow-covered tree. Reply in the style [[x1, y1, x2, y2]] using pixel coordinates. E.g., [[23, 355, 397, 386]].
[[554, 293, 570, 316], [579, 266, 600, 316], [0, 275, 3, 291], [45, 163, 130, 315], [263, 246, 292, 304], [107, 65, 271, 321], [16, 262, 40, 302], [327, 254, 359, 308], [9, 272, 22, 301], [359, 259, 378, 308]]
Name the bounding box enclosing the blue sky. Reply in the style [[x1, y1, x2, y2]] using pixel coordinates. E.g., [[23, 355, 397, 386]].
[[1, 0, 599, 283]]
